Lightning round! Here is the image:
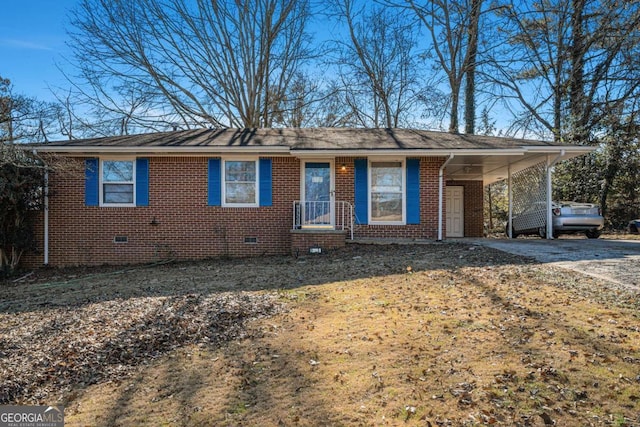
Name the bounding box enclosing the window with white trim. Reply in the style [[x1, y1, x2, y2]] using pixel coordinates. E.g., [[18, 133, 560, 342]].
[[101, 160, 135, 205], [370, 161, 404, 224], [223, 159, 258, 206]]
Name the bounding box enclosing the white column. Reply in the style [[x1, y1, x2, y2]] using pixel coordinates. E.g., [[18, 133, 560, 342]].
[[507, 164, 512, 238], [546, 156, 554, 239], [545, 150, 565, 239], [437, 155, 454, 241]]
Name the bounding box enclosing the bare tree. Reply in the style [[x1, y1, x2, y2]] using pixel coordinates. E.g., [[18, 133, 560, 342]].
[[304, 81, 357, 128], [484, 181, 508, 233], [327, 0, 423, 128], [270, 73, 365, 128], [384, 0, 486, 133], [464, 0, 482, 134], [597, 113, 640, 227], [485, 0, 640, 142], [0, 77, 85, 274], [484, 0, 640, 227], [483, 0, 569, 140], [67, 0, 313, 130], [1, 77, 63, 143], [0, 77, 14, 142]]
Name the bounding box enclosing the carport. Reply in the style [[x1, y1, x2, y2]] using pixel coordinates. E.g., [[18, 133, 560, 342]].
[[439, 144, 596, 240]]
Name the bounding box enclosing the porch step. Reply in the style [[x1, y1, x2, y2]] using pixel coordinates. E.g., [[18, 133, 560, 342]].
[[290, 229, 348, 256]]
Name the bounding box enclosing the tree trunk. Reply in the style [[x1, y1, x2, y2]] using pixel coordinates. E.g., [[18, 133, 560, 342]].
[[449, 90, 459, 133], [486, 184, 494, 231], [0, 248, 8, 274], [569, 0, 586, 143], [600, 146, 620, 219], [464, 0, 481, 135]]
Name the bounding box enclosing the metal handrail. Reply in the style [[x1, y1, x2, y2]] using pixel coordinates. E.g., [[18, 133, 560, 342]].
[[293, 200, 354, 240]]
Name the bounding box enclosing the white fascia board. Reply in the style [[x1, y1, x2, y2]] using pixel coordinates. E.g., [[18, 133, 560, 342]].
[[32, 145, 589, 157], [31, 145, 291, 156], [291, 149, 528, 157], [523, 145, 596, 153]]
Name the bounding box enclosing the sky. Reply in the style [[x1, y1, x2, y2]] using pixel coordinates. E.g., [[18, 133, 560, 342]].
[[1, 0, 340, 103], [0, 1, 512, 135], [1, 0, 78, 102]]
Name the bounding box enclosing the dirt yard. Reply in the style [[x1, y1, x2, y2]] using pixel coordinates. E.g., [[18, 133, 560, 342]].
[[1, 242, 639, 426]]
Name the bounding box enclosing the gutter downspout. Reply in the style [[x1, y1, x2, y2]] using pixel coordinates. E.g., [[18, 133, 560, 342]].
[[546, 150, 565, 239], [507, 164, 512, 238], [437, 154, 455, 241]]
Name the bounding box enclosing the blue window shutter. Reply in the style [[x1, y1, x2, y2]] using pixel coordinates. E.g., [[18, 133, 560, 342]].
[[354, 159, 368, 225], [208, 158, 221, 206], [259, 158, 272, 206], [85, 158, 99, 206], [135, 158, 150, 206], [406, 158, 420, 224]]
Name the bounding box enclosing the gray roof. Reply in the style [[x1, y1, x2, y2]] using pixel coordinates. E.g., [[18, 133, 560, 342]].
[[34, 127, 571, 151], [29, 128, 596, 185]]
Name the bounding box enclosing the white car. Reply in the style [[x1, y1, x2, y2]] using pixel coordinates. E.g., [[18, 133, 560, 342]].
[[507, 201, 604, 239]]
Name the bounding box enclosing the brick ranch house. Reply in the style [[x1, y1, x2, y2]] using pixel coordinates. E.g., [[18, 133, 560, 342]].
[[23, 128, 593, 267]]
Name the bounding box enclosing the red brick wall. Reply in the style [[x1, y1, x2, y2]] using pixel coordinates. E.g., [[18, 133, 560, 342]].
[[446, 180, 485, 237], [336, 157, 445, 240], [290, 230, 347, 256], [21, 155, 486, 268], [24, 156, 300, 267]]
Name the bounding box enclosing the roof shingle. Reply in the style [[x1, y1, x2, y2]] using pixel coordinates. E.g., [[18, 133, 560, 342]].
[[34, 128, 569, 151]]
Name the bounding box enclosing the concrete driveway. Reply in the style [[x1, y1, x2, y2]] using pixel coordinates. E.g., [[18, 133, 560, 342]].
[[469, 237, 640, 290]]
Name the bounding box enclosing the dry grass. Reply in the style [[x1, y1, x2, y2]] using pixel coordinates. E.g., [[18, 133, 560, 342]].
[[603, 232, 640, 241], [2, 243, 639, 426]]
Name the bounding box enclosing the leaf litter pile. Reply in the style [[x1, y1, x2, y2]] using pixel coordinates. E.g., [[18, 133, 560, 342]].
[[1, 242, 639, 426], [0, 288, 281, 405]]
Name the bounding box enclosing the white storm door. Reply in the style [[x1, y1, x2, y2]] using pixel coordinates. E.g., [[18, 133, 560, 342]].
[[446, 186, 464, 237], [302, 161, 333, 227]]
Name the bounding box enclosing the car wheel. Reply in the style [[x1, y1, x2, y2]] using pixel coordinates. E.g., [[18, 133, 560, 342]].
[[630, 224, 638, 234], [585, 229, 601, 239], [537, 227, 546, 238], [505, 223, 518, 238], [552, 230, 561, 239]]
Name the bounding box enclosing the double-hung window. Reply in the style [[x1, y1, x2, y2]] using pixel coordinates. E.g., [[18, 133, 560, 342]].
[[370, 161, 404, 224], [223, 160, 258, 206], [102, 160, 135, 206]]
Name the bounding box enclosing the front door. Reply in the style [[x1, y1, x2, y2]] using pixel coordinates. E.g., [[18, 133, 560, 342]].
[[446, 186, 464, 237], [302, 162, 333, 227]]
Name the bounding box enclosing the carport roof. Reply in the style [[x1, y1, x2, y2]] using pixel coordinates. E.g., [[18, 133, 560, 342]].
[[30, 127, 595, 184]]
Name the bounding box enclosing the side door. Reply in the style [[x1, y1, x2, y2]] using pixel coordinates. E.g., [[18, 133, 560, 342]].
[[446, 186, 464, 237]]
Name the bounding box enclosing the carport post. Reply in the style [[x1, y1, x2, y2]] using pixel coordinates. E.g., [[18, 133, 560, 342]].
[[546, 151, 566, 239], [546, 157, 553, 239], [437, 154, 455, 241], [507, 164, 512, 238]]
